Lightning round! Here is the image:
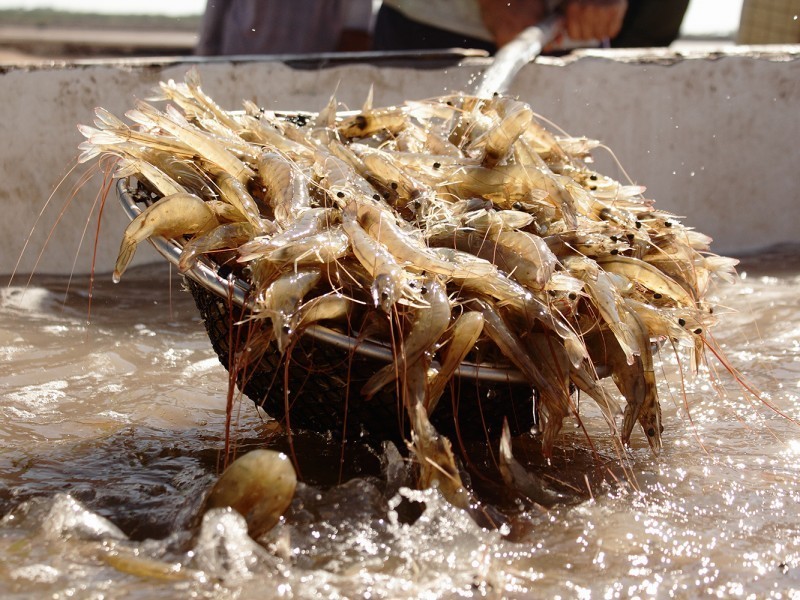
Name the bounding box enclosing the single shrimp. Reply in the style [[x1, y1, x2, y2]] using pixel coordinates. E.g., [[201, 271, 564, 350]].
[[337, 105, 409, 138], [214, 170, 274, 235], [498, 420, 572, 506], [113, 192, 218, 283], [183, 66, 242, 132], [426, 310, 484, 414], [203, 449, 296, 538], [178, 221, 255, 273], [292, 293, 352, 333], [599, 254, 696, 307], [408, 389, 471, 511], [260, 226, 350, 268], [257, 151, 313, 228], [469, 99, 533, 168], [314, 149, 378, 207], [565, 256, 640, 365], [237, 207, 338, 262], [340, 200, 415, 313], [361, 277, 451, 399], [254, 267, 322, 353]]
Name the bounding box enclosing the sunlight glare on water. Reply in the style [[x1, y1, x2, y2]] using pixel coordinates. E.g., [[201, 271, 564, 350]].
[[1, 246, 799, 598]]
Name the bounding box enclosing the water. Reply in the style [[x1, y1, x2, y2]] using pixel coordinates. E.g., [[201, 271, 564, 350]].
[[2, 247, 799, 599]]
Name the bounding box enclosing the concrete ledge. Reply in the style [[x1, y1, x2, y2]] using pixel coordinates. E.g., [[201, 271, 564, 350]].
[[1, 48, 798, 277]]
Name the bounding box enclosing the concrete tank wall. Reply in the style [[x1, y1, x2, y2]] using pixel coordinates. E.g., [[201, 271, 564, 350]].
[[1, 47, 797, 277]]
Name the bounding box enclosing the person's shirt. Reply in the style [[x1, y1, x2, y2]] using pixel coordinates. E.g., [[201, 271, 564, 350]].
[[380, 0, 495, 42], [196, 0, 373, 56]]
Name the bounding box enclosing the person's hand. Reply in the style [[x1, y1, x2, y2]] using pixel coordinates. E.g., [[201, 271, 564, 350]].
[[564, 0, 627, 41], [477, 0, 549, 48]]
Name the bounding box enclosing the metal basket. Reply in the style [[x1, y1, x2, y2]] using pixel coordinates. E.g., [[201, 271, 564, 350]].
[[117, 178, 550, 441]]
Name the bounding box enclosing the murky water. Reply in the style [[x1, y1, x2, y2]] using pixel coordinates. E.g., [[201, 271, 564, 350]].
[[2, 246, 799, 599]]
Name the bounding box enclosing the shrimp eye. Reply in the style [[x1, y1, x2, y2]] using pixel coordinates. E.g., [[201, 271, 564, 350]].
[[381, 291, 390, 300], [433, 162, 441, 169], [336, 191, 345, 198], [610, 235, 618, 242], [354, 114, 368, 130], [420, 285, 428, 294], [589, 185, 597, 191], [373, 194, 380, 201], [647, 427, 656, 437], [382, 193, 390, 200], [626, 233, 635, 241], [589, 174, 598, 181], [610, 249, 619, 255], [635, 221, 642, 229], [665, 220, 673, 227], [281, 325, 291, 334], [568, 292, 577, 300], [512, 202, 523, 210], [653, 293, 662, 299], [390, 182, 398, 190], [693, 328, 703, 335], [678, 318, 686, 327]]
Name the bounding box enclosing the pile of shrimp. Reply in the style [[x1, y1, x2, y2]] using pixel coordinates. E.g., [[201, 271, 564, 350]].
[[78, 68, 737, 466]]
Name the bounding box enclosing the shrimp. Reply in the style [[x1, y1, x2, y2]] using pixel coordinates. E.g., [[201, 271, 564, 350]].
[[566, 256, 640, 365], [237, 207, 338, 262], [113, 156, 186, 197], [469, 99, 533, 168], [260, 226, 350, 268], [361, 277, 451, 399], [113, 192, 218, 283], [314, 150, 378, 207], [125, 101, 255, 185], [254, 267, 322, 353], [499, 420, 572, 506], [257, 151, 313, 228], [183, 66, 242, 132], [427, 310, 484, 413], [293, 293, 351, 332], [338, 105, 409, 138], [470, 298, 571, 456], [355, 200, 494, 279], [214, 170, 274, 235], [437, 250, 586, 366], [599, 255, 696, 307], [178, 221, 255, 273], [340, 200, 415, 313], [486, 229, 559, 290], [527, 332, 622, 445], [408, 385, 471, 511], [204, 449, 296, 538]]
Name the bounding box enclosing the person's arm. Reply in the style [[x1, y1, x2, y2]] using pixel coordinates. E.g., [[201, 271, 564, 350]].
[[564, 0, 627, 42], [476, 0, 549, 48]]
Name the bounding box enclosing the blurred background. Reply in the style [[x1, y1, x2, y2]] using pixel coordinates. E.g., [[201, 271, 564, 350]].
[[0, 0, 755, 62]]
